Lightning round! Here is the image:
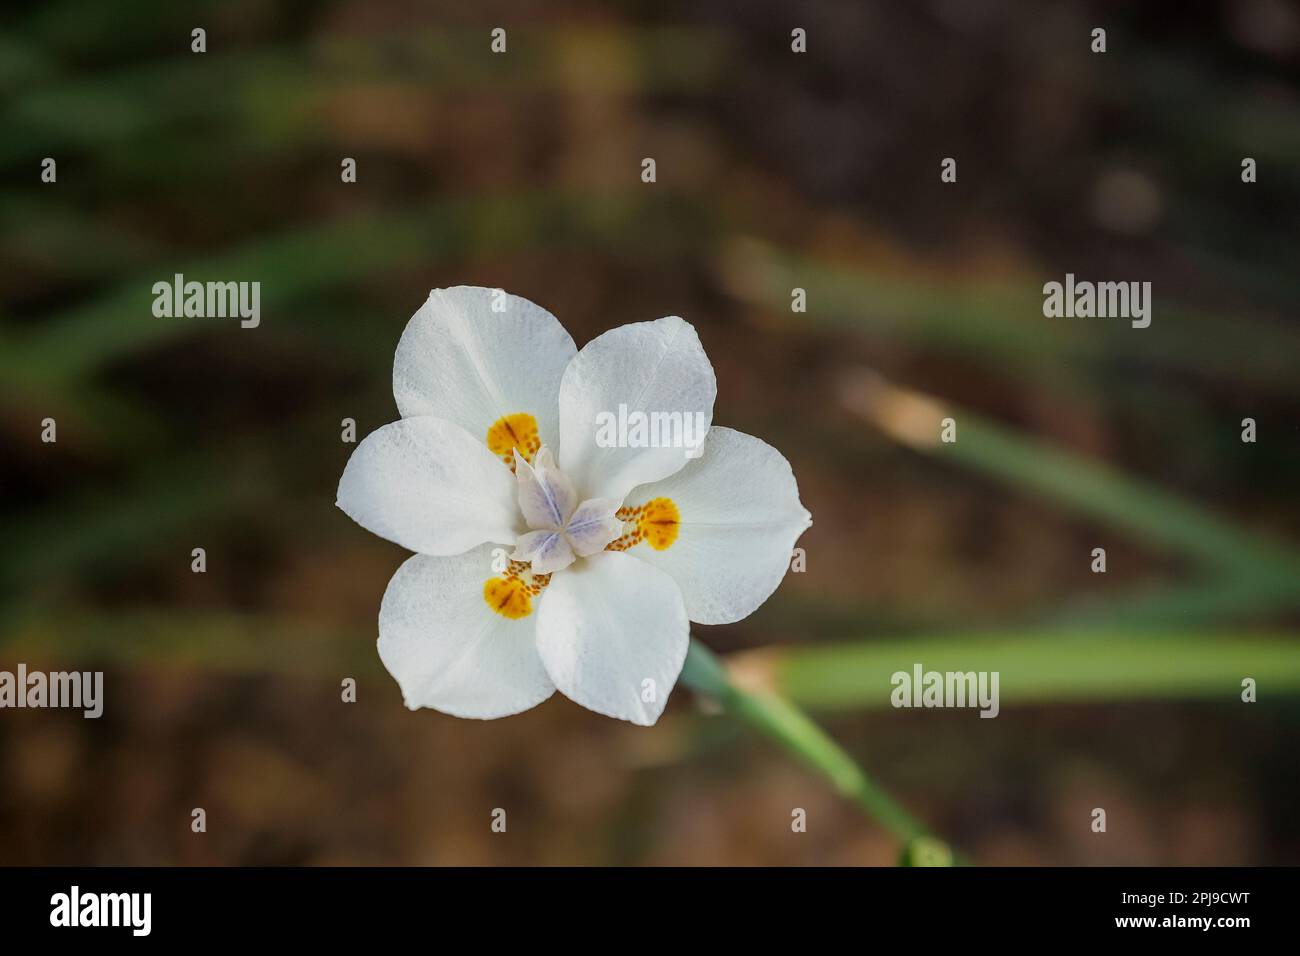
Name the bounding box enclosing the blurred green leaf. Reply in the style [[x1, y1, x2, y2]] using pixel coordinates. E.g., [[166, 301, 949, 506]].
[[748, 631, 1300, 711], [842, 373, 1300, 581], [727, 243, 1300, 393], [0, 607, 376, 676], [2, 192, 715, 388], [0, 27, 728, 167]]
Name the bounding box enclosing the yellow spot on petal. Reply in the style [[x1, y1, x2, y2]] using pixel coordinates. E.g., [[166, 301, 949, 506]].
[[637, 497, 680, 551], [484, 576, 532, 619], [486, 413, 540, 470]]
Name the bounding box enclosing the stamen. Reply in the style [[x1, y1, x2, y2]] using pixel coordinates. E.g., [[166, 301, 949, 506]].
[[486, 413, 541, 472]]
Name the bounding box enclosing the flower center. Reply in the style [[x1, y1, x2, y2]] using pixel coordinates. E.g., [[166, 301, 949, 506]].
[[481, 444, 625, 617], [482, 492, 683, 619]]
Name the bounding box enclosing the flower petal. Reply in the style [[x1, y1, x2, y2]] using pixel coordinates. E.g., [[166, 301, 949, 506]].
[[514, 447, 577, 530], [535, 552, 689, 725], [378, 546, 555, 719], [557, 316, 716, 502], [564, 497, 623, 556], [511, 529, 576, 575], [626, 426, 811, 625], [393, 286, 576, 451], [337, 416, 520, 555]]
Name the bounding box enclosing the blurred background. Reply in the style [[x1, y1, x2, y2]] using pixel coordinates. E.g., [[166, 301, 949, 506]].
[[2, 0, 1299, 865]]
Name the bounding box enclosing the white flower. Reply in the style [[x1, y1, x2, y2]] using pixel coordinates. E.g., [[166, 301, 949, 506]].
[[337, 287, 812, 725]]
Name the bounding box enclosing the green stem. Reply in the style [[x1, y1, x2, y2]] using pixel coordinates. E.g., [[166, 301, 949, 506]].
[[680, 639, 939, 850]]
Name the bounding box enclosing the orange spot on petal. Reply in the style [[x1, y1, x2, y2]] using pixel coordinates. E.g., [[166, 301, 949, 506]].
[[486, 413, 540, 468], [636, 497, 680, 551], [483, 576, 532, 619]]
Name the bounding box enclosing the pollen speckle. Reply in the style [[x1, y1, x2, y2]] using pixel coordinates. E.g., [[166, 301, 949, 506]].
[[483, 576, 532, 619], [486, 413, 540, 470], [624, 497, 679, 551]]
